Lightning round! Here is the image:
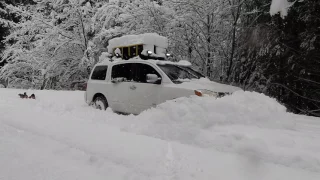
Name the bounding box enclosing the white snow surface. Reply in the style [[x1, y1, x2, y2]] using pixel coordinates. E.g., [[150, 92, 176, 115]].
[[168, 77, 242, 92], [156, 59, 192, 66], [0, 88, 320, 180]]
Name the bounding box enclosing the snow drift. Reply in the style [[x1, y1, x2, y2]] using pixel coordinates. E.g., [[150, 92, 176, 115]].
[[0, 88, 320, 180]]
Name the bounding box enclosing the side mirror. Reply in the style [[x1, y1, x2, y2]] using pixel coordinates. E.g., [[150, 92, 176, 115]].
[[111, 77, 127, 83], [146, 74, 161, 84]]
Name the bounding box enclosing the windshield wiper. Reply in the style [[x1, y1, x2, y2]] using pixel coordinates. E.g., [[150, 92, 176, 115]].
[[171, 79, 183, 84], [176, 66, 200, 79]]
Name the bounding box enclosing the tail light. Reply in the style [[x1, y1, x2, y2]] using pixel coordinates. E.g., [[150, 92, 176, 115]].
[[194, 89, 218, 97], [194, 90, 203, 96]]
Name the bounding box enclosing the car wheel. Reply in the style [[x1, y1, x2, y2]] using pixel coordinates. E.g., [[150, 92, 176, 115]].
[[93, 96, 108, 110]]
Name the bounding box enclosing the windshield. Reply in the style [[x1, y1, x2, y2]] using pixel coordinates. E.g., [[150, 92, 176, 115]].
[[158, 64, 205, 84]]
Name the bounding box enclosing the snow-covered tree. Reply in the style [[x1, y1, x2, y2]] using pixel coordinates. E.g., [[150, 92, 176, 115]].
[[163, 0, 243, 79], [1, 0, 94, 89], [90, 0, 172, 61], [232, 0, 320, 116]]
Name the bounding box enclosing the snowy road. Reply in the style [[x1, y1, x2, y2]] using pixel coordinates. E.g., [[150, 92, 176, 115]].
[[0, 88, 320, 180]]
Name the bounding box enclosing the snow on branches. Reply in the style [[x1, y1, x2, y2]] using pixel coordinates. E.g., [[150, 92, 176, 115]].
[[1, 0, 93, 89], [270, 0, 295, 18]]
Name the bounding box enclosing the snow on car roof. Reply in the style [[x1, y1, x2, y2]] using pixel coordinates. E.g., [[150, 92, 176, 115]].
[[107, 33, 168, 53]]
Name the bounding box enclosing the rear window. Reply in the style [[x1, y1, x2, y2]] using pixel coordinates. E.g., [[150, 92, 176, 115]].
[[91, 66, 108, 80]]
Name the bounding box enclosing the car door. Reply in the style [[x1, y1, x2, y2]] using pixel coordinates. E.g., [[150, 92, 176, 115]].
[[109, 63, 135, 113], [126, 63, 162, 114]]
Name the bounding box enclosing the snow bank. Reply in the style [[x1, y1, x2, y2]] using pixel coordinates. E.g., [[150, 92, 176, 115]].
[[0, 88, 320, 179], [123, 91, 320, 172], [130, 91, 288, 131], [167, 77, 242, 92], [125, 90, 292, 143]]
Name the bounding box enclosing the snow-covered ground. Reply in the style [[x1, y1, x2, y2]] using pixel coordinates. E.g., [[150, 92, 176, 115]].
[[0, 88, 320, 180]]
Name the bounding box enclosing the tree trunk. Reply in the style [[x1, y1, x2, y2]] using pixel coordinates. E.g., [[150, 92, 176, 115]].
[[206, 14, 211, 77], [227, 0, 242, 80]]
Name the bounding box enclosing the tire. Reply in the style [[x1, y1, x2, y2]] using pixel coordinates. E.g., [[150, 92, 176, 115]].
[[93, 96, 108, 110]]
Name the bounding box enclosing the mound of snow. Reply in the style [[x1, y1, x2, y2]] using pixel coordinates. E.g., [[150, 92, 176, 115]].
[[1, 88, 320, 175], [121, 91, 320, 172], [128, 91, 289, 134]]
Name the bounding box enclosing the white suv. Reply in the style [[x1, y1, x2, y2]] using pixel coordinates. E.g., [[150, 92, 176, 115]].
[[85, 59, 241, 114]]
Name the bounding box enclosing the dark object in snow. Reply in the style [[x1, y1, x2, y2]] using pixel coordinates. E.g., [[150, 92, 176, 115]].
[[29, 94, 36, 99], [18, 92, 28, 99]]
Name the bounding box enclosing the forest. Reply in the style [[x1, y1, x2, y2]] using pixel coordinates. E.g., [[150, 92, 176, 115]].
[[0, 0, 319, 117]]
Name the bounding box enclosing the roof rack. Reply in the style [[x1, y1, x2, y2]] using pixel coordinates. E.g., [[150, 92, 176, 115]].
[[107, 33, 169, 61]]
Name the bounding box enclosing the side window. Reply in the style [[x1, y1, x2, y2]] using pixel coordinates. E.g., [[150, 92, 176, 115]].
[[111, 63, 134, 81], [133, 63, 161, 83], [91, 66, 108, 80]]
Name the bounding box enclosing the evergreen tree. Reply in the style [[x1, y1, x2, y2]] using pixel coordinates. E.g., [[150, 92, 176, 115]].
[[232, 0, 320, 116]]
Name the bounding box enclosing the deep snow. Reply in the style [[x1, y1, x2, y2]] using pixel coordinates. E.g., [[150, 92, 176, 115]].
[[0, 88, 320, 180]]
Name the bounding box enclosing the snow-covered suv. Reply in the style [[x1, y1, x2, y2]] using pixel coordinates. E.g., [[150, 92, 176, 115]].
[[85, 58, 241, 114]]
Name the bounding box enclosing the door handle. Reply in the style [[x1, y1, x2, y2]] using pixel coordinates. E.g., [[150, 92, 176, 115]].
[[130, 85, 136, 90]]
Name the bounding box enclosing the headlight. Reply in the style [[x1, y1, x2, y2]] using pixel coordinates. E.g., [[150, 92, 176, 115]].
[[194, 89, 218, 97]]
